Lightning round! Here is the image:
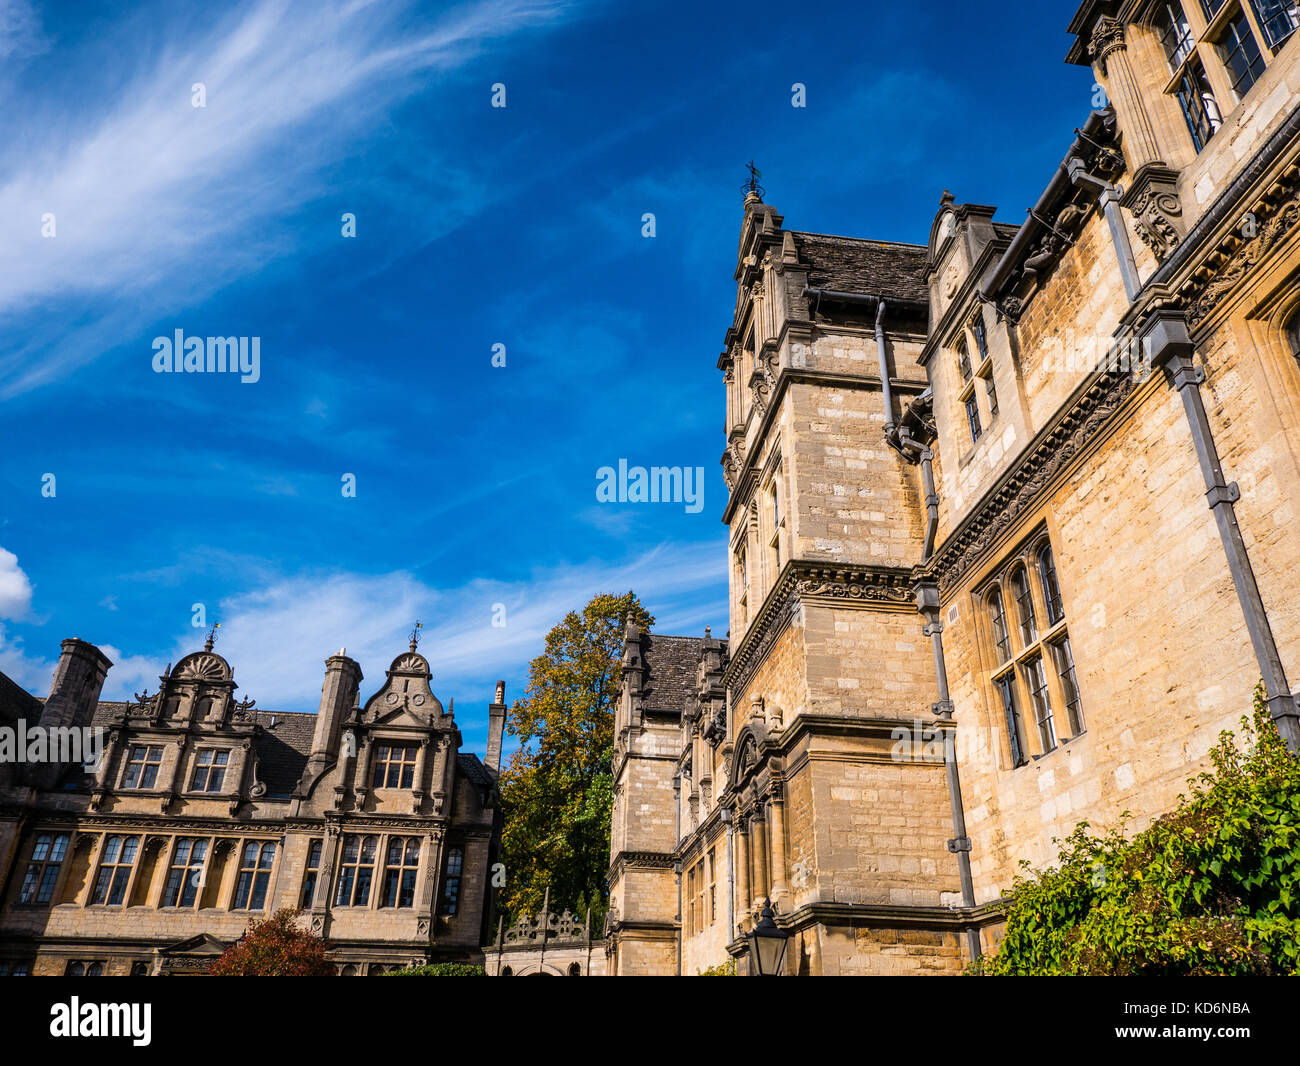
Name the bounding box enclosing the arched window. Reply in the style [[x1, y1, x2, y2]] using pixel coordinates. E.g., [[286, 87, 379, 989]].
[[987, 588, 1011, 664], [130, 962, 149, 976], [1037, 543, 1064, 626], [86, 962, 104, 977], [501, 966, 513, 977], [65, 961, 85, 977], [568, 963, 582, 976], [1009, 568, 1037, 646], [340, 964, 358, 976]]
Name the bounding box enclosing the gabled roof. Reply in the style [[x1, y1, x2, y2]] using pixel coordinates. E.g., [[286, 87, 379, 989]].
[[791, 231, 929, 305]]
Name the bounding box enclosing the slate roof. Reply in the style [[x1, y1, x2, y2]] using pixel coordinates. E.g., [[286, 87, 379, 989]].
[[640, 634, 707, 713], [252, 711, 316, 796], [791, 231, 929, 304], [0, 671, 43, 727], [457, 752, 494, 787]]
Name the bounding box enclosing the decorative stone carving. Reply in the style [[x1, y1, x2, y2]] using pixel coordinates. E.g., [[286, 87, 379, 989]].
[[1088, 15, 1126, 75], [1128, 185, 1184, 260], [1185, 176, 1300, 327], [174, 654, 228, 681], [931, 371, 1138, 592]]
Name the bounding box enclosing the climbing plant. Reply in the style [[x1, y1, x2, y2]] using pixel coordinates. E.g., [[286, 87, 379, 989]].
[[981, 686, 1300, 976]]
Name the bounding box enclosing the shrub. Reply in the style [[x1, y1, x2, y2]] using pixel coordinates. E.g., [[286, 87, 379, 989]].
[[981, 687, 1300, 976], [382, 963, 487, 977], [208, 909, 335, 976]]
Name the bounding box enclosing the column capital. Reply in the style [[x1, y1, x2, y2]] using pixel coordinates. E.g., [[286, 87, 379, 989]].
[[1089, 15, 1127, 75]]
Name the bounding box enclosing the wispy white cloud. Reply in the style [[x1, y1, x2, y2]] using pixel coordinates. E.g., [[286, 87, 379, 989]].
[[0, 0, 46, 60], [0, 546, 34, 619], [0, 0, 578, 396], [32, 540, 725, 718]]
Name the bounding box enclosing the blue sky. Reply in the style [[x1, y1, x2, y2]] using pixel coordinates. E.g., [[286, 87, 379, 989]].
[[0, 0, 1094, 756]]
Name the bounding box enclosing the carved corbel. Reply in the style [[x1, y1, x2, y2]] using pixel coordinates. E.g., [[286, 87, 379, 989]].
[[1123, 166, 1185, 261]]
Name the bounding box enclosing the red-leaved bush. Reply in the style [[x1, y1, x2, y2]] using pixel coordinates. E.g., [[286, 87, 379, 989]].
[[209, 909, 335, 976]]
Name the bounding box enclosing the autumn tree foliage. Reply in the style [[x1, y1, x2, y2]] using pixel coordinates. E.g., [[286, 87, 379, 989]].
[[208, 908, 336, 976], [981, 687, 1300, 976], [497, 591, 653, 922]]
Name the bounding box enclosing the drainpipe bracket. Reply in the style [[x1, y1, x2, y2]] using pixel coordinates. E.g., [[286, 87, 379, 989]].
[[1206, 482, 1241, 509], [922, 622, 944, 639], [932, 700, 954, 719], [925, 493, 940, 508], [947, 837, 972, 853]]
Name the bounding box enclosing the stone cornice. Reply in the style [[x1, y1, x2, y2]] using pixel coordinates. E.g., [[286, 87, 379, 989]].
[[1122, 107, 1300, 334], [923, 368, 1145, 595], [721, 560, 917, 696], [721, 364, 928, 524]]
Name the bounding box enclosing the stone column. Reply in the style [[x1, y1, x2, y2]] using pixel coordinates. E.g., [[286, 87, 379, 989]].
[[768, 791, 789, 902], [1089, 16, 1186, 259], [751, 808, 769, 905], [1090, 17, 1160, 167], [734, 817, 751, 920]]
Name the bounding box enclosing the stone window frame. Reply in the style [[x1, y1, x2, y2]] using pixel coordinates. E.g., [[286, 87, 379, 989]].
[[439, 845, 463, 916], [187, 747, 231, 794], [378, 836, 422, 910], [89, 833, 141, 906], [763, 460, 787, 580], [370, 742, 419, 789], [707, 847, 717, 927], [65, 960, 106, 976], [161, 836, 210, 909], [300, 838, 323, 909], [17, 830, 70, 906], [119, 744, 163, 790], [231, 839, 276, 911], [334, 832, 380, 908], [976, 528, 1087, 770], [950, 308, 1000, 456]]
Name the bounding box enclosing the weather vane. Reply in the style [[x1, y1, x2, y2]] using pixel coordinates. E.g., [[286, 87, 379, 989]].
[[743, 160, 765, 200], [204, 622, 222, 652], [409, 619, 423, 652]]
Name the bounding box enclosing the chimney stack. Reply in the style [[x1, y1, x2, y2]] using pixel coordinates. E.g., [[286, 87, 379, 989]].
[[309, 652, 362, 766], [485, 681, 507, 773], [31, 639, 113, 789]]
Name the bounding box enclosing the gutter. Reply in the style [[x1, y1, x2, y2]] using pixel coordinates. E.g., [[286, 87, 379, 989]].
[[982, 109, 1112, 302]]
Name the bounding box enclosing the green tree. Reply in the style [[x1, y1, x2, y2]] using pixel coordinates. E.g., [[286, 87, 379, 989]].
[[497, 591, 653, 922], [208, 909, 335, 976], [980, 686, 1300, 975]]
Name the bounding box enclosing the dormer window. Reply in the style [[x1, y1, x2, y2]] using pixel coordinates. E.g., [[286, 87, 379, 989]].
[[1158, 2, 1197, 66], [372, 743, 418, 789], [1217, 10, 1267, 96], [1249, 0, 1299, 50], [120, 746, 162, 789], [1175, 59, 1223, 150], [189, 749, 229, 793]]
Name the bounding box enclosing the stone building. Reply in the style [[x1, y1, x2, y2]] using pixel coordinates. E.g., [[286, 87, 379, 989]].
[[0, 632, 505, 975], [607, 1, 1300, 974]]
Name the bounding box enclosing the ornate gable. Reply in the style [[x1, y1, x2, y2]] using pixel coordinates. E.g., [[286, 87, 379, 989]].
[[360, 649, 446, 727]]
